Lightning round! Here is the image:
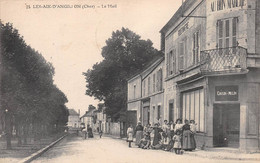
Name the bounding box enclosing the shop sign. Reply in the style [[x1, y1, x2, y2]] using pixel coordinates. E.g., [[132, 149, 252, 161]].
[[210, 0, 246, 12], [215, 85, 238, 101]]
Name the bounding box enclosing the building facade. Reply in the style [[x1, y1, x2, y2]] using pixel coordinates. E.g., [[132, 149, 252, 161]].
[[160, 0, 260, 151], [67, 109, 80, 130], [127, 57, 165, 126]]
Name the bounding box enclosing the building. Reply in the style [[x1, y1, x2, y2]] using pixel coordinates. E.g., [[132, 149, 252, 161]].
[[80, 107, 96, 129], [96, 106, 108, 133], [127, 56, 165, 126], [67, 109, 80, 132], [160, 0, 260, 151]]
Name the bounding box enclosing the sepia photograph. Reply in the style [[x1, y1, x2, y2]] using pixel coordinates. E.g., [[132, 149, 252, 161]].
[[0, 0, 260, 162]]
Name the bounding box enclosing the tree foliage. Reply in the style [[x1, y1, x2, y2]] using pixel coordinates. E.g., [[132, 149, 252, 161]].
[[83, 28, 162, 118], [0, 21, 69, 147]]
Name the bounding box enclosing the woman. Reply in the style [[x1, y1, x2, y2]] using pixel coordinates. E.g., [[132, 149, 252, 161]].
[[87, 125, 94, 138], [135, 122, 144, 146], [127, 124, 134, 147], [182, 120, 196, 151], [151, 123, 163, 147], [190, 120, 197, 150], [174, 118, 183, 132]]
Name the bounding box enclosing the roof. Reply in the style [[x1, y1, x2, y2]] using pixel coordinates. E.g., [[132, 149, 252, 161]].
[[68, 109, 79, 116], [80, 109, 97, 118], [127, 53, 164, 82], [160, 0, 197, 34]]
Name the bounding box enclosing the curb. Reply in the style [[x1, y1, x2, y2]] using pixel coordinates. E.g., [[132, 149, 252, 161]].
[[18, 134, 68, 163], [184, 152, 260, 161]]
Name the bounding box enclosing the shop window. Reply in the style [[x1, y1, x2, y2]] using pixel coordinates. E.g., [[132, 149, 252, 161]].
[[182, 89, 205, 132]]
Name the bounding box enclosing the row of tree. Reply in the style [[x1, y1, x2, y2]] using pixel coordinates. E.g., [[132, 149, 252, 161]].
[[0, 22, 69, 149], [83, 28, 162, 120]]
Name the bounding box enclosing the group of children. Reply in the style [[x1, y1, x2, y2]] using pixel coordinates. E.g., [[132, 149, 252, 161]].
[[127, 119, 197, 155]]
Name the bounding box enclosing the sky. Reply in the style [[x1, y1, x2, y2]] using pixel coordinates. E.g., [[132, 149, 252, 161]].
[[0, 0, 182, 116]]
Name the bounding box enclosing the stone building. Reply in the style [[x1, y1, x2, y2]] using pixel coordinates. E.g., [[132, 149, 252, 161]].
[[127, 57, 165, 127], [160, 0, 260, 151]]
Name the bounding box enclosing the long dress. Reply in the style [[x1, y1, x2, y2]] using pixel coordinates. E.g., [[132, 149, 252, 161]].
[[127, 127, 134, 142], [135, 125, 144, 145], [87, 127, 94, 138], [182, 124, 196, 150], [190, 124, 197, 150], [152, 127, 163, 146]]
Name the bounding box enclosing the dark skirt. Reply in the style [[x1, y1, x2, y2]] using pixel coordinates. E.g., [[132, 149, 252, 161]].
[[182, 130, 196, 150]]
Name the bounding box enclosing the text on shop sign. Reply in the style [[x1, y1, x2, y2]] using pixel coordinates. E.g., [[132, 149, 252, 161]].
[[215, 85, 238, 101]]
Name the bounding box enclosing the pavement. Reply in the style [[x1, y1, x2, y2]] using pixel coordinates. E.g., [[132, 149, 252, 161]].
[[105, 134, 260, 162], [30, 133, 259, 163], [2, 133, 259, 163]]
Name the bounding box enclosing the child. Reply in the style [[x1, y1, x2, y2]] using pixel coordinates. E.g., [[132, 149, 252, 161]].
[[127, 124, 134, 147], [139, 133, 151, 149], [173, 130, 182, 154]]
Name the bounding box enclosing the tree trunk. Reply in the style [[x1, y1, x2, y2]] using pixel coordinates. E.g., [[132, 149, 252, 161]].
[[5, 113, 12, 149], [16, 123, 22, 146]]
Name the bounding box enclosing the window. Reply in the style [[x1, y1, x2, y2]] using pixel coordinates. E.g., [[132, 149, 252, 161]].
[[157, 105, 161, 120], [143, 80, 146, 96], [172, 49, 176, 74], [153, 74, 156, 93], [157, 69, 163, 91], [182, 89, 205, 132], [148, 77, 151, 95], [179, 38, 186, 70], [169, 50, 173, 75], [193, 31, 200, 64], [217, 17, 238, 49], [133, 85, 136, 99]]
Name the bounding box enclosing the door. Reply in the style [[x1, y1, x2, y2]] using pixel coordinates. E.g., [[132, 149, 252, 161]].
[[143, 106, 150, 125], [213, 104, 240, 148]]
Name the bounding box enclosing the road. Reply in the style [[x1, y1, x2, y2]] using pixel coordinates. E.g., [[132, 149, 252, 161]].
[[33, 134, 249, 163]]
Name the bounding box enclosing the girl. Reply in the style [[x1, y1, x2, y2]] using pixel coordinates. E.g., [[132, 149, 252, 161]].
[[173, 130, 182, 154], [127, 124, 134, 147]]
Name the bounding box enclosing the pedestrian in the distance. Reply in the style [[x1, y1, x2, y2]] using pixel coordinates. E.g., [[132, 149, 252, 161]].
[[135, 121, 144, 146], [127, 124, 134, 147], [87, 124, 94, 138], [99, 129, 103, 138]]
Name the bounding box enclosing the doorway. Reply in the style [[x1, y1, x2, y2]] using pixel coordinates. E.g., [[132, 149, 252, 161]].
[[213, 104, 240, 148], [143, 106, 150, 125]]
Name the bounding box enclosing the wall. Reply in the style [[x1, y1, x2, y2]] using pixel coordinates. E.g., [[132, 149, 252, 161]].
[[206, 0, 256, 53], [128, 75, 141, 101]]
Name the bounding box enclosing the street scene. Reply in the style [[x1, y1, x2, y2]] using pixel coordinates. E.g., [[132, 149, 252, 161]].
[[1, 0, 260, 162], [32, 134, 258, 163]]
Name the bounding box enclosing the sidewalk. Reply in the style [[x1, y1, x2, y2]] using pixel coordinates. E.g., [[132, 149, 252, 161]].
[[0, 132, 67, 163], [104, 134, 260, 161]]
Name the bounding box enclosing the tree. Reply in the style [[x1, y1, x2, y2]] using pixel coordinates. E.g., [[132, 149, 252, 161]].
[[83, 28, 162, 119], [0, 21, 69, 148]]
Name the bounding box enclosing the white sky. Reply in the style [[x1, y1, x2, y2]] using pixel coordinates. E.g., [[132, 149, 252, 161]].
[[0, 0, 182, 115]]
